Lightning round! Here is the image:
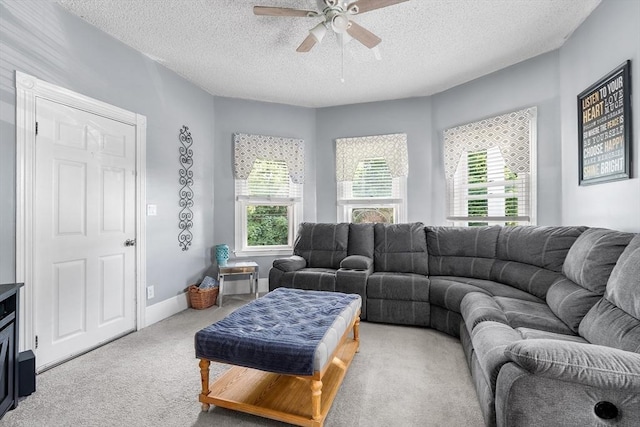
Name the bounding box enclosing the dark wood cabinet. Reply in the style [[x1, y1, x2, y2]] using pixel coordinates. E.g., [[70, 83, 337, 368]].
[[0, 283, 22, 419]]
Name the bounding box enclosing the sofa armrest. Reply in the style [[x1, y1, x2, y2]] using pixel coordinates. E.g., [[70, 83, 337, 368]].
[[340, 255, 373, 271], [272, 255, 306, 272], [504, 339, 640, 390]]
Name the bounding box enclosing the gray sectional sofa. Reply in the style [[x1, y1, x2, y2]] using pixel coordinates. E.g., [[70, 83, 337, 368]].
[[269, 222, 640, 426]]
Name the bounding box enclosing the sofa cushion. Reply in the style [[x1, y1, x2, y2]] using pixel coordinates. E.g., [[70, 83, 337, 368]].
[[348, 223, 374, 258], [546, 276, 601, 333], [579, 235, 640, 353], [606, 233, 640, 319], [490, 260, 567, 299], [579, 299, 640, 353], [280, 268, 337, 292], [430, 276, 542, 314], [294, 223, 349, 269], [562, 228, 634, 294], [493, 296, 574, 335], [462, 293, 574, 336], [426, 226, 500, 280], [495, 226, 586, 272], [373, 222, 428, 275], [367, 272, 429, 302]]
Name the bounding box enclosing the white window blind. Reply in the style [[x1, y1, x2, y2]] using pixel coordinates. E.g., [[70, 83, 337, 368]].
[[444, 107, 537, 226], [236, 159, 301, 202]]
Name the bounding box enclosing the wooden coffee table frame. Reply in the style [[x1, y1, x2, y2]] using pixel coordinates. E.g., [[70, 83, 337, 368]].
[[198, 313, 360, 427]]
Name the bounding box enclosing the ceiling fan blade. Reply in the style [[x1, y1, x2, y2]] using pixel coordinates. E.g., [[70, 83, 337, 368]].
[[346, 20, 382, 48], [350, 0, 409, 15], [296, 34, 318, 52], [253, 6, 318, 17]]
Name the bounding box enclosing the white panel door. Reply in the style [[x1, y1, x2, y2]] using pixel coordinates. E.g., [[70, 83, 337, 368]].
[[34, 97, 136, 370]]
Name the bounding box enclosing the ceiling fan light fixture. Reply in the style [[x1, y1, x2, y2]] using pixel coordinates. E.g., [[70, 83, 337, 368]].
[[331, 13, 350, 33], [309, 22, 328, 42]]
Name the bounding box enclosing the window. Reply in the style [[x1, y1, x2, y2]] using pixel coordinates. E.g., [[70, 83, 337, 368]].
[[444, 107, 537, 226], [336, 133, 408, 223], [234, 133, 304, 256]]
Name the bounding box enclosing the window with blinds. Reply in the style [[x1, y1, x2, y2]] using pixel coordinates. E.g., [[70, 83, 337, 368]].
[[445, 107, 537, 226], [335, 133, 408, 224], [233, 133, 304, 255], [452, 147, 529, 225], [337, 158, 406, 224], [235, 158, 302, 254]]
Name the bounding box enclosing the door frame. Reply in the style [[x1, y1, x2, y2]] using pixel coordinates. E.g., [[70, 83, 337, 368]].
[[15, 71, 147, 353]]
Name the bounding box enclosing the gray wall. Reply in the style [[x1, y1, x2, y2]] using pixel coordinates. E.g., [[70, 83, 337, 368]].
[[0, 0, 215, 303], [559, 0, 640, 231], [212, 96, 317, 280], [316, 97, 433, 223]]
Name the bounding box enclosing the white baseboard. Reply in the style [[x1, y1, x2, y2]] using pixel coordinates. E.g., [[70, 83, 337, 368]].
[[144, 291, 189, 327], [142, 279, 269, 328]]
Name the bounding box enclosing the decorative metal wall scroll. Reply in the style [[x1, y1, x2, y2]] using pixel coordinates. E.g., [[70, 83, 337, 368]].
[[178, 125, 194, 251]]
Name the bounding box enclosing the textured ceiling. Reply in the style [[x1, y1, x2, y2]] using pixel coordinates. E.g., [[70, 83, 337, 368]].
[[57, 0, 601, 108]]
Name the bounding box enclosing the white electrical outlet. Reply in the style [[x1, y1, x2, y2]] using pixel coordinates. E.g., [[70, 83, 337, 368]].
[[147, 285, 154, 299], [147, 204, 157, 216]]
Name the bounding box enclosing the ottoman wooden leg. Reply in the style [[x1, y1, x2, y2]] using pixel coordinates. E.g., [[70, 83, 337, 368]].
[[311, 379, 323, 421], [199, 359, 211, 411], [354, 316, 360, 341]]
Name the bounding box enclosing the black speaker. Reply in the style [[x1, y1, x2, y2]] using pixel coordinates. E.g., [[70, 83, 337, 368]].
[[18, 350, 36, 397]]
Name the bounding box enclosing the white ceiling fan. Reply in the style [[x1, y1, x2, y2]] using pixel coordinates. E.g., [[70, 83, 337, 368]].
[[254, 0, 409, 52]]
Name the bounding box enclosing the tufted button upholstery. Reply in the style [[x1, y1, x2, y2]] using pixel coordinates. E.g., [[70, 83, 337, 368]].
[[195, 288, 361, 376]]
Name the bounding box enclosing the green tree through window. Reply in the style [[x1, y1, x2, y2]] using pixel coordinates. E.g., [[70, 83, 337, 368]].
[[245, 159, 292, 247], [247, 205, 288, 246], [505, 167, 519, 226], [467, 151, 488, 226], [465, 150, 520, 226]]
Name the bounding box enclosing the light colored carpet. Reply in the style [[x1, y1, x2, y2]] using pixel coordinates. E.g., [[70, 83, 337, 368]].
[[3, 295, 483, 427]]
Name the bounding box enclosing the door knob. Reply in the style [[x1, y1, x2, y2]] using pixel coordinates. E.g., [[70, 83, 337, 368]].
[[124, 239, 136, 247]]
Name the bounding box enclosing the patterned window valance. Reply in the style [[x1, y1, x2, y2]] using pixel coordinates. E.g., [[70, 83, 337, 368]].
[[233, 133, 305, 184], [336, 133, 408, 182], [443, 107, 536, 182]]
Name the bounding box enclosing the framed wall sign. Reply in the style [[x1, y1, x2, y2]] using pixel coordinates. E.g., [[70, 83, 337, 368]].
[[578, 60, 632, 185]]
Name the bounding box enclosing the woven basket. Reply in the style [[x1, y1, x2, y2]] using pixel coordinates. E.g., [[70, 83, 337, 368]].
[[188, 284, 219, 310]]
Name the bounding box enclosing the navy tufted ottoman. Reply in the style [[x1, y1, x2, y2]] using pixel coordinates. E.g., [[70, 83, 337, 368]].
[[195, 288, 361, 427]]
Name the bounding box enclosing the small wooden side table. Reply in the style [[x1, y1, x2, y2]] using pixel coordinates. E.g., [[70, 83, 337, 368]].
[[217, 261, 259, 307]]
